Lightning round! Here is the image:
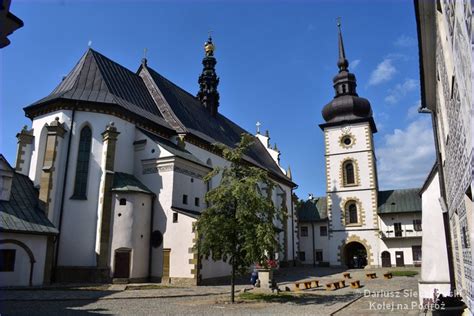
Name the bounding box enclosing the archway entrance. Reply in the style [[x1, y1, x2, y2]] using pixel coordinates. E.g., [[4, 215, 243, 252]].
[[381, 251, 391, 267], [343, 242, 367, 268]]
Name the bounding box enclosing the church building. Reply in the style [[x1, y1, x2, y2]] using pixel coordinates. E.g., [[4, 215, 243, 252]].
[[297, 25, 423, 269], [0, 37, 297, 285]]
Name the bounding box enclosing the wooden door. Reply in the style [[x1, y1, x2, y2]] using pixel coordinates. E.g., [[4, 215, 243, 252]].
[[114, 251, 130, 278], [162, 249, 171, 281], [395, 251, 404, 267], [381, 251, 391, 267]]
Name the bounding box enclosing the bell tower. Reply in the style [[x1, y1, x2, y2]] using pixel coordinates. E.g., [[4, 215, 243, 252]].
[[319, 21, 380, 268]]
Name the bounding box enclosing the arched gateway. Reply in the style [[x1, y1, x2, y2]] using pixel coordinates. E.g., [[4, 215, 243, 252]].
[[342, 241, 367, 269]]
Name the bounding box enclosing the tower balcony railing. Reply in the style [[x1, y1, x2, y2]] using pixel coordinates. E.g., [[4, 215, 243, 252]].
[[380, 229, 422, 239]]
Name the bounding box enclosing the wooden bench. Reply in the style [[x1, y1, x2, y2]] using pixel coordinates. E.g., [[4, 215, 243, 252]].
[[338, 280, 346, 288], [311, 280, 320, 288], [366, 273, 377, 279], [343, 272, 351, 279], [325, 282, 341, 291], [294, 279, 320, 291], [383, 272, 393, 279], [350, 280, 361, 289]]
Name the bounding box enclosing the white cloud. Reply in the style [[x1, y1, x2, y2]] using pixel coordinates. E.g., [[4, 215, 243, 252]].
[[369, 59, 397, 86], [377, 117, 435, 189], [407, 100, 421, 119], [384, 78, 418, 104], [351, 59, 361, 70], [394, 35, 417, 47]]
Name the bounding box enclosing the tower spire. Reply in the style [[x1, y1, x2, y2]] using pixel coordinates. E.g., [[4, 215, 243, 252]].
[[197, 35, 220, 116], [337, 18, 349, 72]]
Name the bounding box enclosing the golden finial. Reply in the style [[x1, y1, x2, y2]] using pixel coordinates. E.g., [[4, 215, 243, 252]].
[[204, 31, 215, 56]]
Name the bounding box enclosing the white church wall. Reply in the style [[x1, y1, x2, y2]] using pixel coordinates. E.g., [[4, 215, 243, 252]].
[[110, 192, 152, 280], [0, 233, 47, 286], [324, 123, 372, 156], [55, 111, 135, 267]]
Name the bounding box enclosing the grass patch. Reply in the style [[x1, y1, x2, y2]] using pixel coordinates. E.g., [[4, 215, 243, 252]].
[[390, 270, 418, 277], [125, 284, 175, 290], [239, 291, 297, 303]]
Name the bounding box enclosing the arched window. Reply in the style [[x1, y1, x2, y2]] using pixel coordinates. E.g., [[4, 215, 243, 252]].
[[343, 160, 356, 185], [72, 126, 92, 199], [347, 202, 358, 224]]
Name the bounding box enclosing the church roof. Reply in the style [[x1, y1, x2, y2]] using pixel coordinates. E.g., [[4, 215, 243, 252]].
[[112, 172, 154, 195], [25, 49, 170, 129], [144, 66, 289, 182], [24, 48, 293, 187], [377, 188, 422, 214], [296, 197, 327, 222], [0, 171, 58, 235]]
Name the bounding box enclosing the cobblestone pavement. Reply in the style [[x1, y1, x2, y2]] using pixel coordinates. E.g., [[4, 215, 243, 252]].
[[0, 267, 424, 315]]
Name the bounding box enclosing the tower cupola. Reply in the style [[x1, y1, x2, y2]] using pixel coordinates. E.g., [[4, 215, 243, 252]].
[[321, 21, 376, 132], [197, 35, 220, 117]]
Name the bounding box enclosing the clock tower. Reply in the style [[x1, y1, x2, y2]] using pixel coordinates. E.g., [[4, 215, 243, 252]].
[[319, 22, 380, 268]]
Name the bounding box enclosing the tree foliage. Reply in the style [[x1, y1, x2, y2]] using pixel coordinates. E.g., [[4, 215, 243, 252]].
[[195, 134, 287, 278]]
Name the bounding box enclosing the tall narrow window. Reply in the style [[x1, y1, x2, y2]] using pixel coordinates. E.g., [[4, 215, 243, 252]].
[[343, 161, 355, 185], [72, 126, 92, 199], [347, 202, 358, 224]]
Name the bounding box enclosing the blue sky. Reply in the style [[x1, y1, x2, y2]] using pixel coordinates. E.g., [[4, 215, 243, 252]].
[[0, 0, 434, 198]]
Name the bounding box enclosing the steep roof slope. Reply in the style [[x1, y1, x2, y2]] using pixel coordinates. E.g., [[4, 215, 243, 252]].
[[0, 172, 58, 235], [144, 66, 290, 181], [25, 49, 170, 129], [377, 188, 422, 214]]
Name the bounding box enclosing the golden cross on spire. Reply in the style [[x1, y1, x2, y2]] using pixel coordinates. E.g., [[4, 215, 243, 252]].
[[143, 48, 148, 59]]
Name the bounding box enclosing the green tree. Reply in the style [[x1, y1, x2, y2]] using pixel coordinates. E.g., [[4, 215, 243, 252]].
[[195, 134, 287, 302]]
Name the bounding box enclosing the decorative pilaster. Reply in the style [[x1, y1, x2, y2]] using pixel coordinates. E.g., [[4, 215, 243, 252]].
[[15, 126, 34, 175], [38, 117, 66, 218], [96, 122, 120, 268]]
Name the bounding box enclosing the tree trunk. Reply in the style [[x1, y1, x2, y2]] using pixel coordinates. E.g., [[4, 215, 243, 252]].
[[231, 261, 236, 303]]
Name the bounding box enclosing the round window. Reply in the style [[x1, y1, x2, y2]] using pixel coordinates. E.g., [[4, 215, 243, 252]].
[[341, 136, 352, 146]]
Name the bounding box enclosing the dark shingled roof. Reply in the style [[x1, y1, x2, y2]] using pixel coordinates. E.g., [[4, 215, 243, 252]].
[[377, 188, 422, 214], [145, 66, 290, 182], [296, 197, 327, 222], [24, 49, 294, 186], [112, 172, 153, 195], [25, 49, 170, 129], [297, 188, 421, 221], [0, 173, 58, 235]]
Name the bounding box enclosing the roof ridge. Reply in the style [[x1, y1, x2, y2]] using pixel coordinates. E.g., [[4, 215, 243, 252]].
[[139, 66, 187, 133]]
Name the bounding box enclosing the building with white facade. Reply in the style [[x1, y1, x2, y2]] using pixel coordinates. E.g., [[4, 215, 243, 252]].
[[415, 0, 472, 312], [2, 37, 297, 285], [0, 155, 58, 286], [297, 24, 423, 270]]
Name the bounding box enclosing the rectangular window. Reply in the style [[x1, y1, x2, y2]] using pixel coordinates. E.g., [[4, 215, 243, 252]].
[[315, 250, 323, 262], [299, 251, 306, 261], [413, 219, 422, 231], [394, 223, 402, 237], [195, 197, 200, 207], [182, 195, 188, 205], [412, 245, 422, 261], [300, 226, 308, 237], [172, 212, 178, 223], [320, 226, 327, 236], [0, 249, 16, 272]]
